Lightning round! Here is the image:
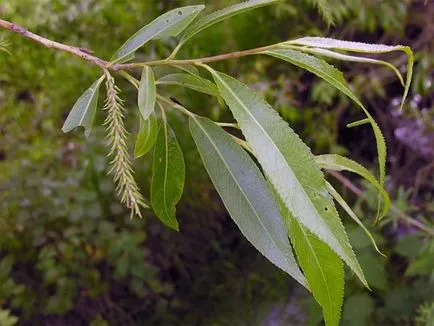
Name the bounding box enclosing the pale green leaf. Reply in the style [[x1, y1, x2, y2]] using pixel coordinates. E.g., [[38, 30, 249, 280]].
[[134, 113, 158, 158], [264, 48, 386, 187], [180, 0, 278, 45], [210, 70, 367, 287], [62, 75, 105, 137], [314, 154, 390, 222], [190, 116, 306, 287], [157, 73, 219, 96], [297, 47, 404, 86], [111, 5, 205, 63], [286, 37, 414, 109], [138, 66, 156, 120], [151, 122, 185, 230], [285, 207, 344, 326], [325, 181, 384, 257]]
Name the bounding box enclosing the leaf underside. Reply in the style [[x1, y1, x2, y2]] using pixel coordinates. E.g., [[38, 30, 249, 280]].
[[138, 66, 156, 121], [190, 116, 306, 287], [62, 76, 105, 137], [210, 69, 367, 287]]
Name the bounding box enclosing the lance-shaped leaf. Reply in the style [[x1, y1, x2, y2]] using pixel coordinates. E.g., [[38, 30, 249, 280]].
[[315, 154, 390, 222], [151, 122, 185, 230], [280, 196, 344, 326], [179, 0, 278, 45], [286, 37, 413, 109], [134, 113, 158, 158], [111, 5, 205, 63], [158, 73, 219, 97], [138, 66, 156, 120], [62, 75, 105, 137], [296, 47, 404, 86], [264, 48, 386, 187], [210, 70, 367, 287], [189, 116, 307, 287], [325, 181, 384, 256]]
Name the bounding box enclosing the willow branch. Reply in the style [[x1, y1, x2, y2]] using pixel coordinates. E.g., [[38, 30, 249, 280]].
[[0, 18, 279, 71]]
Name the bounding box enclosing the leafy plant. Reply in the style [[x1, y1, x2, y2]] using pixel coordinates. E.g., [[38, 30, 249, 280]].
[[0, 1, 414, 325]]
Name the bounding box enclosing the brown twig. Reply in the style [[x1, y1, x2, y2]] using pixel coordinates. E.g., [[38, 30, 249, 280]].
[[328, 170, 434, 236]]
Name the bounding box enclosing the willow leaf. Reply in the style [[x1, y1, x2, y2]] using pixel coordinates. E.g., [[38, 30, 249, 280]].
[[134, 113, 158, 158], [325, 181, 384, 256], [158, 73, 219, 97], [138, 66, 156, 121], [286, 37, 413, 109], [282, 200, 344, 326], [314, 154, 390, 221], [151, 122, 185, 230], [210, 70, 367, 287], [62, 75, 105, 137], [297, 47, 404, 86], [264, 48, 386, 187], [190, 116, 307, 287], [111, 5, 204, 63], [180, 0, 278, 45]]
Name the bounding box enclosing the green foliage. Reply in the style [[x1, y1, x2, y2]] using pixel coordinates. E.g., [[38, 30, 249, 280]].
[[0, 309, 18, 326], [1, 0, 428, 325], [189, 115, 305, 286]]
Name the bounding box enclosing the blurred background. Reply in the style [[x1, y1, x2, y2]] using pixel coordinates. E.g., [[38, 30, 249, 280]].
[[0, 0, 433, 325]]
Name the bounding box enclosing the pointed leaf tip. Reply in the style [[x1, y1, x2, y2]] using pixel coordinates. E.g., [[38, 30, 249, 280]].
[[62, 76, 104, 137]]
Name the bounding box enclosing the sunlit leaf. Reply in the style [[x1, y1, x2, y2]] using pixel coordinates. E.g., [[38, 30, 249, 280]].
[[264, 48, 386, 187], [286, 37, 413, 109], [138, 66, 156, 121], [210, 69, 367, 287], [151, 121, 185, 230], [314, 154, 390, 222], [111, 5, 205, 63], [190, 116, 307, 287], [62, 75, 105, 137], [158, 73, 219, 96], [134, 113, 158, 158], [179, 0, 278, 45]]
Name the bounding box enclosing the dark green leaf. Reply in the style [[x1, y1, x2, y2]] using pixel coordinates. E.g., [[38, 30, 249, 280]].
[[111, 6, 205, 63], [61, 76, 104, 137], [189, 116, 306, 287], [151, 122, 185, 230]]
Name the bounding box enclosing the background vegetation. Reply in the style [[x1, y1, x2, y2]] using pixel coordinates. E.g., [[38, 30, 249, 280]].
[[0, 0, 433, 325]]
